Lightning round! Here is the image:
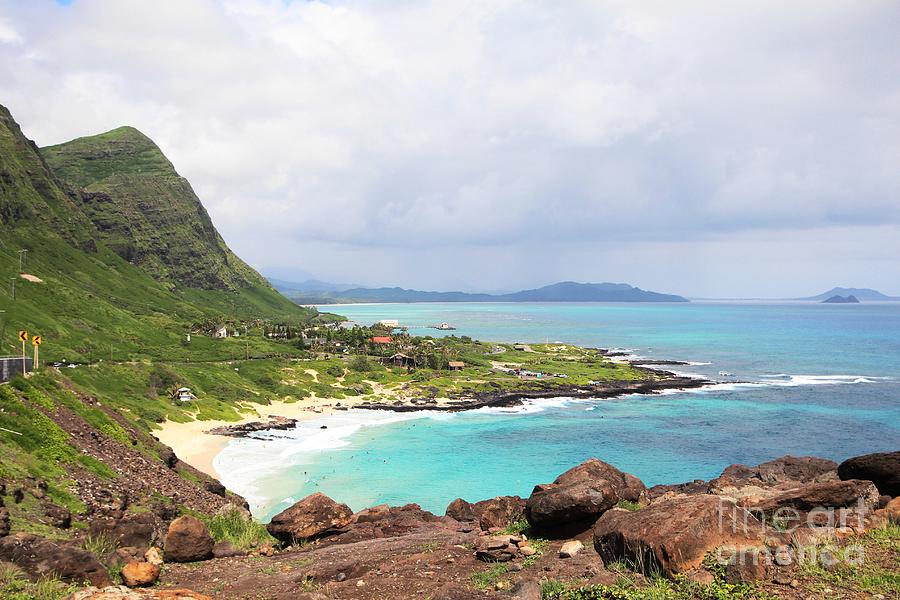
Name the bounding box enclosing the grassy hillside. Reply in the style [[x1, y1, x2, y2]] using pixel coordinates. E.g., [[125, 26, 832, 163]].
[[41, 126, 273, 292], [0, 104, 320, 362]]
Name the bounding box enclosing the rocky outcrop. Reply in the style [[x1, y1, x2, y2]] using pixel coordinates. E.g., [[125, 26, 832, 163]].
[[206, 416, 297, 437], [749, 480, 880, 515], [0, 532, 112, 586], [266, 492, 353, 543], [445, 495, 525, 531], [593, 496, 767, 577], [838, 451, 900, 497], [474, 533, 534, 562], [163, 516, 214, 563], [525, 458, 646, 534], [721, 455, 838, 485], [89, 513, 163, 551]]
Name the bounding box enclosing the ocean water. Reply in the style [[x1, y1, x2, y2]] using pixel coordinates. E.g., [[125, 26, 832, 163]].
[[214, 302, 900, 521]]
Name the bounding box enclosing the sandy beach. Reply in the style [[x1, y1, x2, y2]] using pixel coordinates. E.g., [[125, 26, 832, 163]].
[[153, 394, 373, 478]]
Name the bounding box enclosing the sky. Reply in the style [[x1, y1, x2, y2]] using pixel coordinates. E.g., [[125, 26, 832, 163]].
[[1, 0, 899, 298]]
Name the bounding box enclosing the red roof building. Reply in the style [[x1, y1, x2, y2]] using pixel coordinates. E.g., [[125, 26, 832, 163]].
[[371, 336, 393, 344]]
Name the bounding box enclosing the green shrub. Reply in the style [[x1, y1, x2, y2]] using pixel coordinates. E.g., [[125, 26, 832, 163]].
[[202, 508, 276, 551]]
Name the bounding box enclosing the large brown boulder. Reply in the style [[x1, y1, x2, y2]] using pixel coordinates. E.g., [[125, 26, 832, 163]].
[[0, 532, 112, 586], [0, 507, 9, 537], [266, 492, 353, 543], [593, 495, 767, 577], [750, 480, 881, 515], [525, 458, 646, 534], [838, 451, 900, 497], [163, 516, 214, 563], [445, 498, 476, 522]]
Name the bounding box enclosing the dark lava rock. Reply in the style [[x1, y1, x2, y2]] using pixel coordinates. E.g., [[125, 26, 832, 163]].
[[42, 502, 72, 529], [838, 451, 900, 497], [266, 492, 353, 543], [0, 532, 111, 586], [525, 458, 646, 534]]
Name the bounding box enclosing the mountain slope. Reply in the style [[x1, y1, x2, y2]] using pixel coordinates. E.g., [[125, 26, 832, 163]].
[[798, 287, 899, 301], [0, 104, 315, 361], [41, 127, 266, 291], [282, 281, 688, 304]]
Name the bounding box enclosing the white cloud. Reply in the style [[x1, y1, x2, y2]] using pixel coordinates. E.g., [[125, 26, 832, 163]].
[[0, 0, 898, 296]]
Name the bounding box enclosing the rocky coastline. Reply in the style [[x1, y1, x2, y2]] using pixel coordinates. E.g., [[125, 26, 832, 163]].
[[28, 450, 897, 599]]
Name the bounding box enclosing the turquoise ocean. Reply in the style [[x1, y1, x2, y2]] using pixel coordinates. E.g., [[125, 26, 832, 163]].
[[213, 302, 900, 521]]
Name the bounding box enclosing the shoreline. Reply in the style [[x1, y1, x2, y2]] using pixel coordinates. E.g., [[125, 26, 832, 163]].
[[154, 368, 712, 479]]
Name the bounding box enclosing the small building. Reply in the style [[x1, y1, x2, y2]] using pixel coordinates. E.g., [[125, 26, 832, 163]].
[[371, 336, 393, 344], [448, 360, 465, 371], [513, 344, 527, 351], [379, 319, 400, 328], [173, 387, 196, 402], [385, 353, 417, 368], [213, 325, 228, 338]]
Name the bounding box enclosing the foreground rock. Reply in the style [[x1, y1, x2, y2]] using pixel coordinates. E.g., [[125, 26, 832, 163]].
[[121, 561, 161, 587], [525, 458, 646, 534], [163, 516, 214, 563], [266, 492, 353, 543], [593, 495, 767, 577], [837, 451, 900, 497], [0, 506, 9, 537], [66, 586, 212, 600], [0, 532, 111, 586]]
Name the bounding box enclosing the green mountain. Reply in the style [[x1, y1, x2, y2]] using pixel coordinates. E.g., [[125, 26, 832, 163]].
[[41, 126, 264, 291], [0, 104, 315, 362]]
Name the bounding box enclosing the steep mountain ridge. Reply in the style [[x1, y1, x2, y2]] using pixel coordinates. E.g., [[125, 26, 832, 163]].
[[0, 105, 95, 250], [0, 104, 313, 360], [41, 126, 267, 291]]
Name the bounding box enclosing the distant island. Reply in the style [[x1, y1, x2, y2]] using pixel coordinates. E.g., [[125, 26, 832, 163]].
[[798, 287, 899, 301], [822, 294, 860, 304], [270, 280, 689, 304]]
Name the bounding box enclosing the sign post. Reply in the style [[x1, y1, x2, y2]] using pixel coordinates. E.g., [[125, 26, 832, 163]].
[[18, 330, 27, 375], [32, 335, 41, 372]]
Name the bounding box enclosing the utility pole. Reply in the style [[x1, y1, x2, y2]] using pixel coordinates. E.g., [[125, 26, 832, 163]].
[[18, 249, 27, 272]]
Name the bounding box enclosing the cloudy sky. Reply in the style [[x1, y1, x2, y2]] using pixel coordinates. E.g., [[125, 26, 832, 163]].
[[1, 0, 898, 297]]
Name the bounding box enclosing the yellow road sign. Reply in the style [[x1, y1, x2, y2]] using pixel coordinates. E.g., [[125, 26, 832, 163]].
[[32, 335, 42, 346], [18, 330, 27, 342]]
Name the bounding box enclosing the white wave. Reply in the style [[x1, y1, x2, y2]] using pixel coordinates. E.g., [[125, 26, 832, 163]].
[[760, 374, 893, 387], [687, 361, 713, 366]]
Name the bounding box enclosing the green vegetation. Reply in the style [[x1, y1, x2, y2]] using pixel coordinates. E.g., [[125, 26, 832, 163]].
[[470, 563, 511, 591], [616, 500, 643, 512], [500, 517, 530, 535], [795, 523, 900, 597], [542, 573, 773, 600], [0, 564, 79, 600], [202, 508, 276, 552]]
